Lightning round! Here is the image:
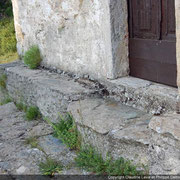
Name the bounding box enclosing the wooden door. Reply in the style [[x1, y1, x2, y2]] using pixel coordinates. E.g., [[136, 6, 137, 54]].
[[129, 0, 177, 87]]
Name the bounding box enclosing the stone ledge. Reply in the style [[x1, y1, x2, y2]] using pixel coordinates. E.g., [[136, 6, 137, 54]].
[[3, 62, 97, 121], [68, 98, 151, 135], [68, 98, 152, 166], [99, 76, 178, 115], [68, 98, 180, 174], [149, 114, 180, 141]]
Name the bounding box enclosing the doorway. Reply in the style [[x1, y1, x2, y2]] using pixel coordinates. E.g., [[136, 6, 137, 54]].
[[128, 0, 177, 87]]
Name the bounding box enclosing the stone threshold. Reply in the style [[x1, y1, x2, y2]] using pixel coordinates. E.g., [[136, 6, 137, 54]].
[[98, 77, 178, 115], [0, 61, 178, 115]]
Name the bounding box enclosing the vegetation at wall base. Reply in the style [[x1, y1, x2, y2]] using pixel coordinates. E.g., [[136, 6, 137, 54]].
[[75, 145, 142, 176], [0, 96, 12, 105], [23, 46, 42, 69], [25, 106, 41, 121], [45, 113, 81, 151], [25, 137, 39, 149], [75, 145, 106, 175], [0, 74, 7, 89], [39, 158, 63, 176], [15, 102, 28, 112]]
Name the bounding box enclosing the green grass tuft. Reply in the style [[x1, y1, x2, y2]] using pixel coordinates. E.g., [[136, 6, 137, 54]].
[[25, 137, 39, 149], [105, 157, 141, 176], [25, 106, 41, 121], [0, 74, 7, 89], [24, 46, 42, 69], [45, 113, 81, 150], [0, 96, 12, 105], [15, 102, 28, 112], [75, 145, 142, 176], [75, 146, 106, 175], [39, 158, 63, 176]]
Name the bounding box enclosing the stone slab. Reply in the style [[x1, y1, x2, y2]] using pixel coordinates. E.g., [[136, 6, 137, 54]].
[[112, 122, 151, 145], [0, 103, 18, 119], [68, 98, 149, 135], [4, 63, 96, 121], [148, 114, 180, 175], [149, 114, 180, 141], [38, 135, 76, 166], [69, 98, 152, 167], [99, 76, 178, 114]]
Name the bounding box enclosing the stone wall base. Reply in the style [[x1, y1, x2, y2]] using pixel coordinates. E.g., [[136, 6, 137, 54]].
[[1, 62, 180, 175]]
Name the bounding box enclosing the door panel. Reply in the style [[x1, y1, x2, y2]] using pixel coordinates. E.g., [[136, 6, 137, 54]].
[[129, 0, 177, 87], [161, 0, 176, 40], [129, 0, 161, 40]]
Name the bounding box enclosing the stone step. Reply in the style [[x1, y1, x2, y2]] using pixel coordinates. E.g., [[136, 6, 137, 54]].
[[3, 62, 97, 121], [99, 77, 179, 115], [68, 98, 153, 167], [68, 98, 180, 174], [1, 62, 180, 174]]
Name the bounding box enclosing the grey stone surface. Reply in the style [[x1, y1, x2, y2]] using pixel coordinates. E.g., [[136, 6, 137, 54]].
[[0, 103, 45, 174], [68, 98, 149, 135], [99, 77, 178, 114], [1, 62, 180, 175], [0, 61, 20, 76], [149, 114, 180, 141], [0, 102, 81, 175], [38, 135, 76, 166], [5, 63, 96, 121], [69, 98, 152, 167], [0, 102, 18, 119], [148, 114, 180, 175], [69, 98, 180, 174]]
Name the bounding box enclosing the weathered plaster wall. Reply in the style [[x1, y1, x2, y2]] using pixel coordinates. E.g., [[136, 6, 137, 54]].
[[11, 0, 129, 80]]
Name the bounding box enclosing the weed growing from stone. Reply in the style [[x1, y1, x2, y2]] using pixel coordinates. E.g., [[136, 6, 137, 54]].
[[39, 158, 63, 176], [0, 96, 12, 105], [75, 145, 106, 174], [25, 137, 39, 149], [0, 74, 7, 89], [45, 113, 81, 150], [105, 157, 142, 176], [75, 145, 142, 176], [25, 106, 41, 121], [25, 136, 46, 155], [24, 45, 42, 69], [15, 102, 28, 112]]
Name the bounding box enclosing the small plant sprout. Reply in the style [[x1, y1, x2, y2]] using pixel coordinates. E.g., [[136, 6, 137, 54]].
[[0, 74, 7, 89], [75, 145, 143, 176], [39, 158, 63, 176], [45, 113, 81, 150], [24, 45, 42, 69], [25, 106, 41, 121]]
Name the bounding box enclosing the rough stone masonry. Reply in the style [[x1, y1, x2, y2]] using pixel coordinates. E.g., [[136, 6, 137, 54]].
[[1, 62, 180, 175]]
